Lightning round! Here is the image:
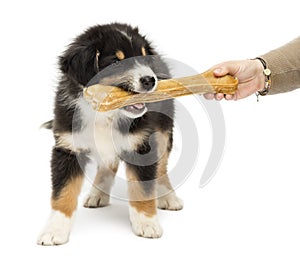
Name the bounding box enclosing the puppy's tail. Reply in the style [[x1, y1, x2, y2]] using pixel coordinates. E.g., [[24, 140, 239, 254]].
[[40, 120, 53, 130]]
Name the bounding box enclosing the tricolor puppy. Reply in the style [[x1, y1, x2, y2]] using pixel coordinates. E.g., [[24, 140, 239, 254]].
[[37, 23, 183, 246]]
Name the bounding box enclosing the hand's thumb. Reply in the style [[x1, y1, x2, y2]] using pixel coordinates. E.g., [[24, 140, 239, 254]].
[[213, 67, 228, 77]]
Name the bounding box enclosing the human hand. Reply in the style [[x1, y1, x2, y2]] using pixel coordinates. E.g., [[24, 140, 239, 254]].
[[204, 59, 265, 100]]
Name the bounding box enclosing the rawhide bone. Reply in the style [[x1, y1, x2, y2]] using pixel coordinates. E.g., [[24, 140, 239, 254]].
[[83, 70, 238, 112]]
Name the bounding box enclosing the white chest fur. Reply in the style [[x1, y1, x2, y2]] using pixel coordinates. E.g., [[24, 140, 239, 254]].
[[73, 97, 146, 166]]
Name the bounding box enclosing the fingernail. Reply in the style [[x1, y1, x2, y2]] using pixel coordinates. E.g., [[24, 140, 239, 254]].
[[225, 94, 233, 100], [204, 94, 214, 100], [214, 68, 223, 75], [216, 94, 223, 100]]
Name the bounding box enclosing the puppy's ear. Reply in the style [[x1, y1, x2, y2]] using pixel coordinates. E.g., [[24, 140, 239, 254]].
[[145, 44, 158, 55], [141, 38, 157, 56], [59, 44, 98, 85]]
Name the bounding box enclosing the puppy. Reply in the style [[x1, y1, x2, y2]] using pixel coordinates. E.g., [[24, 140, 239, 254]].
[[38, 23, 183, 246]]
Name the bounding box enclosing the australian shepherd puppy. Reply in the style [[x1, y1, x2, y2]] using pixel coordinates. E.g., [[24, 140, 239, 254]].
[[38, 23, 183, 246]]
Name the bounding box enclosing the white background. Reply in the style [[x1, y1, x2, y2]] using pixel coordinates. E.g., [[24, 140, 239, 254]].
[[0, 0, 300, 255]]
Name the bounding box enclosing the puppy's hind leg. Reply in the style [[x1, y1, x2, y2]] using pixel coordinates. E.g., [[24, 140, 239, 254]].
[[37, 147, 85, 246], [84, 162, 119, 208]]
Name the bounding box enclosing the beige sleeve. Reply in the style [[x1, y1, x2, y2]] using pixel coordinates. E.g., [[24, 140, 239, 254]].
[[260, 36, 300, 95]]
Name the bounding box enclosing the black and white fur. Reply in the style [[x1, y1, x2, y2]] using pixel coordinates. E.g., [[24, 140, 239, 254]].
[[38, 23, 183, 246]]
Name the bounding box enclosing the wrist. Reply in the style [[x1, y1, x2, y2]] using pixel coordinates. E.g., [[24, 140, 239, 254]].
[[253, 57, 272, 101], [253, 59, 266, 91]]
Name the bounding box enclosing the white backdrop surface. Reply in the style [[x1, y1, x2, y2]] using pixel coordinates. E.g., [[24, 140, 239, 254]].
[[0, 1, 299, 255]]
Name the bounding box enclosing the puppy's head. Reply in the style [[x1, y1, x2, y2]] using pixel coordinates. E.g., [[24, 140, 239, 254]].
[[59, 23, 167, 118], [87, 55, 162, 118]]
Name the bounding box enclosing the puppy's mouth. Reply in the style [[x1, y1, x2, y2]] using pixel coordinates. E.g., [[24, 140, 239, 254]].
[[122, 103, 146, 114]]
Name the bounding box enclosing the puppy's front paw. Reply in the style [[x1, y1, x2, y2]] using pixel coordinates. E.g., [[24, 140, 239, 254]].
[[83, 187, 110, 208], [37, 229, 69, 246], [37, 211, 72, 246], [129, 207, 163, 238], [157, 193, 184, 211]]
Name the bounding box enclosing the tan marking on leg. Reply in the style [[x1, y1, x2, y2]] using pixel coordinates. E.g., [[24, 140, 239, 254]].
[[156, 131, 169, 162], [116, 50, 125, 60], [156, 131, 173, 193], [84, 162, 119, 208], [127, 166, 157, 217], [130, 200, 157, 217], [157, 151, 173, 193], [52, 175, 84, 217], [93, 162, 118, 188], [155, 132, 184, 210]]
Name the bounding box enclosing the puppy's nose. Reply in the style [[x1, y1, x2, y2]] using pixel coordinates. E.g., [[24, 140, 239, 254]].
[[139, 76, 156, 91]]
